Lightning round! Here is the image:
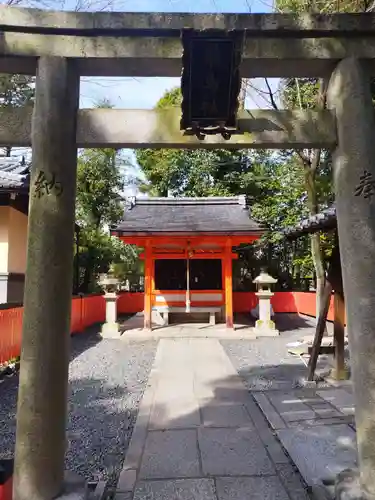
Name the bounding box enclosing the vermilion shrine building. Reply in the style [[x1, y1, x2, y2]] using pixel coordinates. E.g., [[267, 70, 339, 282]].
[[112, 195, 263, 329]]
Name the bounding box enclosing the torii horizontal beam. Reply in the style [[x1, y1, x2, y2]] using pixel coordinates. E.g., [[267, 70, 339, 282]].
[[1, 7, 375, 77], [1, 8, 375, 35], [0, 107, 336, 149], [0, 34, 375, 77]]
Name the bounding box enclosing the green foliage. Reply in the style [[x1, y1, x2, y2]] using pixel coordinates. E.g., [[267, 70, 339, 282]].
[[76, 146, 139, 292], [252, 157, 308, 237], [281, 78, 320, 110], [275, 0, 373, 12], [156, 87, 182, 108], [136, 86, 269, 198], [135, 85, 328, 286], [0, 74, 34, 155], [0, 74, 34, 108], [137, 148, 270, 198], [76, 148, 124, 228]]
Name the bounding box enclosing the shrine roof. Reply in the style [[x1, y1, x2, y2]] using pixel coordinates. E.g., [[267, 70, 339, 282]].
[[284, 206, 337, 239], [113, 195, 263, 236], [0, 157, 29, 191]]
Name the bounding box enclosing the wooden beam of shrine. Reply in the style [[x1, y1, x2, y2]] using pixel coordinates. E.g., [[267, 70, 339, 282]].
[[140, 252, 239, 260], [0, 107, 336, 150], [1, 33, 375, 77]]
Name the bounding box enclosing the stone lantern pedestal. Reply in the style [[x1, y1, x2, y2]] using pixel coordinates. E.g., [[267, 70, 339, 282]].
[[253, 270, 279, 337], [100, 273, 120, 338]]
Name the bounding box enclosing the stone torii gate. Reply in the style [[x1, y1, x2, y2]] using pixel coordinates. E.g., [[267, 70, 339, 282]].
[[1, 6, 375, 500]]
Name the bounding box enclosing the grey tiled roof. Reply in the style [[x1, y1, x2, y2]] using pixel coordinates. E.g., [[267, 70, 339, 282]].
[[114, 195, 262, 235], [0, 157, 30, 191], [284, 206, 337, 239]]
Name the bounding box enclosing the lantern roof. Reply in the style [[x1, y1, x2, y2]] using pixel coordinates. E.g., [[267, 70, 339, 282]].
[[253, 271, 278, 285]]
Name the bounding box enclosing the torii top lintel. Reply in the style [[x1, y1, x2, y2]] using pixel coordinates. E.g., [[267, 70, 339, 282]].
[[1, 7, 375, 78]]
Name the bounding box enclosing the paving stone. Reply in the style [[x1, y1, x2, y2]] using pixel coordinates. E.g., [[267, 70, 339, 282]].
[[133, 479, 217, 500], [116, 469, 136, 492], [317, 389, 355, 416], [286, 417, 354, 429], [113, 493, 132, 500], [243, 398, 291, 464], [267, 392, 316, 422], [198, 428, 275, 476], [313, 407, 343, 419], [252, 392, 286, 430], [304, 399, 331, 408], [201, 404, 253, 428], [139, 430, 200, 479], [276, 424, 358, 487], [149, 397, 201, 429], [276, 463, 311, 500], [282, 410, 318, 422], [215, 476, 290, 500]]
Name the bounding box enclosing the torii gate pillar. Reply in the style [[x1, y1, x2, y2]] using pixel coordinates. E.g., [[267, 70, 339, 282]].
[[13, 57, 87, 500], [328, 57, 375, 499]]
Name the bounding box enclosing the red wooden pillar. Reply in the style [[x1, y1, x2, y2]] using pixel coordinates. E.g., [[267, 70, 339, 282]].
[[144, 240, 153, 330], [224, 239, 234, 329]]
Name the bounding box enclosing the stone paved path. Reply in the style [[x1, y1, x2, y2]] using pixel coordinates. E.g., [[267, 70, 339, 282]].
[[253, 385, 357, 496], [115, 338, 310, 500]]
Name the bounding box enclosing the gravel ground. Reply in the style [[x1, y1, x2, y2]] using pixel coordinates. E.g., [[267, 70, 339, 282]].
[[222, 314, 336, 391], [0, 331, 157, 486]]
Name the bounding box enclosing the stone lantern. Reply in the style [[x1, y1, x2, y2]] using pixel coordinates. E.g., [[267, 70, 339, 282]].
[[253, 269, 279, 337], [100, 269, 120, 338]]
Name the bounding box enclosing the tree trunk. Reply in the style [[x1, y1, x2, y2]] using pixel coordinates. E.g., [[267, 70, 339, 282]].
[[311, 232, 326, 327], [305, 161, 327, 329]]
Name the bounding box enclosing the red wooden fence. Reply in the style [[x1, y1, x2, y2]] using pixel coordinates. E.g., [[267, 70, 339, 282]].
[[115, 290, 337, 320], [0, 291, 340, 365], [0, 294, 106, 365]]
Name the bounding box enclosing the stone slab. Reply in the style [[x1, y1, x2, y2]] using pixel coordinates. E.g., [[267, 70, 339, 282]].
[[277, 424, 358, 487], [267, 392, 316, 422], [5, 9, 375, 35], [313, 407, 343, 419], [252, 392, 286, 430], [57, 472, 88, 500], [198, 428, 275, 476], [116, 469, 136, 493], [133, 479, 217, 500], [113, 494, 132, 500], [285, 416, 355, 429], [201, 404, 253, 428], [317, 389, 355, 416], [149, 397, 201, 429], [121, 380, 154, 471], [91, 481, 106, 500], [0, 106, 337, 151], [139, 430, 200, 479], [215, 476, 290, 500], [276, 463, 311, 500], [242, 398, 289, 466]]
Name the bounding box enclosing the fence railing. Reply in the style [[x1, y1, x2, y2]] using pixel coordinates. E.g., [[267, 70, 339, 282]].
[[0, 291, 339, 365], [116, 290, 336, 321], [0, 294, 106, 365]]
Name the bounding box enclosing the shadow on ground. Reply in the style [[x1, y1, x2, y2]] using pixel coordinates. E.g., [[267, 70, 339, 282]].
[[0, 313, 349, 497], [0, 332, 157, 487]]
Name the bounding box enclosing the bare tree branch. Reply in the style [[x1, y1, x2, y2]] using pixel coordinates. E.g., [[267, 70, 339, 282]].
[[265, 78, 279, 110]]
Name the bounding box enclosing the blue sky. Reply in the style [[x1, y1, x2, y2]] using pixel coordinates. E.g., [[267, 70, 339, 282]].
[[75, 0, 276, 193], [79, 0, 274, 109]]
